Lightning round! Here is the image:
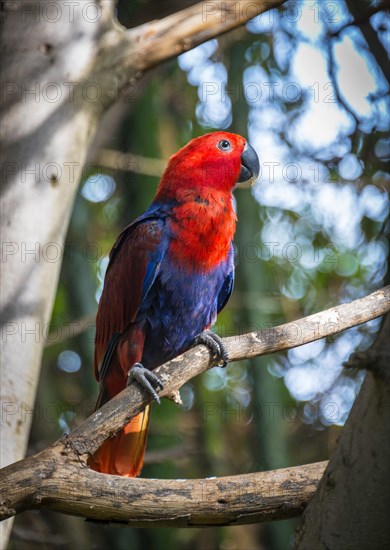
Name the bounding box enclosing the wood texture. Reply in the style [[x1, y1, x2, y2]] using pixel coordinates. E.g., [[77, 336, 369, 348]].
[[0, 287, 388, 526], [0, 447, 327, 526], [69, 286, 390, 457], [123, 0, 286, 73], [0, 1, 287, 543], [296, 315, 390, 550]]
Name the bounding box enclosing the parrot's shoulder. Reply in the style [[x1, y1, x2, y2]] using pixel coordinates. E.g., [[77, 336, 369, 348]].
[[108, 201, 174, 266]]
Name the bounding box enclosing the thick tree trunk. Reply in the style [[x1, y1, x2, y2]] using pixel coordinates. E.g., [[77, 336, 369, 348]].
[[0, 2, 115, 543], [296, 316, 390, 549], [1, 0, 107, 459]]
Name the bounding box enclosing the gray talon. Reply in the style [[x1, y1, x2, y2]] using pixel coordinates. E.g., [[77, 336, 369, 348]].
[[195, 330, 229, 368], [127, 363, 164, 404]]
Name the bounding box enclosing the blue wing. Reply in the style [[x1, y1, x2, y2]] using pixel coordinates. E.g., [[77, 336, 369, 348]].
[[217, 246, 235, 313]]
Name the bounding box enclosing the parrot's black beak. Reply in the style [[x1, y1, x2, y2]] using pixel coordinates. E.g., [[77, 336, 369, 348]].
[[238, 142, 260, 185]]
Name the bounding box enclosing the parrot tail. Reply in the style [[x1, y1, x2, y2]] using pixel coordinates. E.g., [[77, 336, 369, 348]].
[[88, 405, 151, 477]]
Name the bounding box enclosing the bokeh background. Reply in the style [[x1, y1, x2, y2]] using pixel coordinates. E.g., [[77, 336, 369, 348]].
[[10, 0, 389, 548]]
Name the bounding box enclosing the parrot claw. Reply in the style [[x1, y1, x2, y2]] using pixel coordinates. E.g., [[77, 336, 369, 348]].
[[127, 363, 164, 404], [195, 330, 229, 368]]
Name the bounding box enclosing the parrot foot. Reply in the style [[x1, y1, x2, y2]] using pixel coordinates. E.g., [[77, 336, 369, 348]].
[[195, 330, 229, 368], [127, 363, 164, 405]]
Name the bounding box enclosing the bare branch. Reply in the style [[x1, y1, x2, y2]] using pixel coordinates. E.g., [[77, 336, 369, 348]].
[[94, 1, 287, 100], [68, 286, 390, 457], [326, 36, 360, 127], [124, 0, 286, 71], [0, 445, 327, 526], [0, 287, 388, 526]]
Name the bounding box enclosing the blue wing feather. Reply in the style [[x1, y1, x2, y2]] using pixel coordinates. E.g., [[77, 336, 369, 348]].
[[217, 267, 234, 313], [217, 244, 235, 313]]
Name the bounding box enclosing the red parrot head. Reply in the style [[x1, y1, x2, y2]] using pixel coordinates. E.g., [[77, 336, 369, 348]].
[[156, 132, 260, 200]]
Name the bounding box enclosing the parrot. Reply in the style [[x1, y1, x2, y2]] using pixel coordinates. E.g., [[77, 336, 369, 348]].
[[88, 131, 260, 477]]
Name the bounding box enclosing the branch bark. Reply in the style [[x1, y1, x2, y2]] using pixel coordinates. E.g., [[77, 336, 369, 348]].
[[1, 448, 327, 527], [0, 0, 281, 547], [70, 285, 390, 456], [0, 1, 286, 543], [99, 0, 286, 97], [1, 0, 288, 469], [0, 287, 388, 526], [296, 314, 390, 549]]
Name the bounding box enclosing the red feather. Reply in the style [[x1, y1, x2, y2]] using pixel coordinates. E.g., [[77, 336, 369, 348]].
[[89, 222, 162, 476], [89, 131, 250, 477], [168, 188, 237, 271], [94, 220, 162, 380]]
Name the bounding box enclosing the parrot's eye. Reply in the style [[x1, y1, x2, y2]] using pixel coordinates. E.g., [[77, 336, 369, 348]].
[[218, 139, 231, 152]]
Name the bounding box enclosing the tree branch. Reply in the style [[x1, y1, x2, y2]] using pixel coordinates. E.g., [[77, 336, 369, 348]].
[[326, 36, 360, 126], [1, 0, 290, 542], [123, 0, 286, 71], [93, 0, 287, 101], [0, 444, 327, 526], [0, 287, 388, 525], [343, 0, 389, 84], [69, 286, 390, 457]]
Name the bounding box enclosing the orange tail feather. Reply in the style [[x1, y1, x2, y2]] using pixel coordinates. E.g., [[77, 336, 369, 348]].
[[88, 405, 150, 477]]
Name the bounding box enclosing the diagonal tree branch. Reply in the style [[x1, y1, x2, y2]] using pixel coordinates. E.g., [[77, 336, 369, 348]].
[[69, 286, 390, 456], [0, 0, 287, 544], [93, 0, 287, 100], [0, 287, 388, 526], [122, 0, 286, 71]]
